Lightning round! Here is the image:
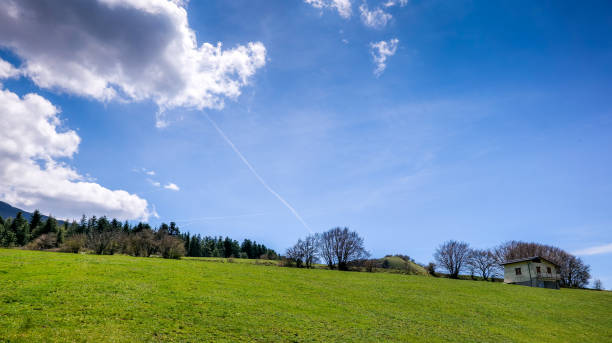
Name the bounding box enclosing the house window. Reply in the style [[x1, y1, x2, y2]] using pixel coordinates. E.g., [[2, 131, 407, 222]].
[[515, 267, 522, 275], [536, 266, 541, 274], [547, 267, 552, 274]]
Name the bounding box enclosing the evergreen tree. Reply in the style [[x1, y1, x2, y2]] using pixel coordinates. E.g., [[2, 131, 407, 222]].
[[57, 225, 65, 246], [110, 218, 121, 232], [39, 216, 58, 236], [78, 215, 88, 234], [122, 221, 130, 233], [29, 210, 43, 236], [183, 233, 190, 254], [0, 219, 17, 247], [168, 222, 180, 236], [0, 223, 16, 247], [87, 216, 97, 233], [11, 212, 30, 245], [96, 216, 110, 233], [67, 221, 79, 236], [189, 235, 201, 257], [241, 239, 253, 258], [158, 223, 170, 236]]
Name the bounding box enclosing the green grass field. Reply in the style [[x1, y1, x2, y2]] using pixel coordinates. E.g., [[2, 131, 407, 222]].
[[1, 249, 610, 342]]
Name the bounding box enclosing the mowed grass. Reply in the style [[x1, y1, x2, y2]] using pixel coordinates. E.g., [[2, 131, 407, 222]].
[[0, 249, 610, 342]]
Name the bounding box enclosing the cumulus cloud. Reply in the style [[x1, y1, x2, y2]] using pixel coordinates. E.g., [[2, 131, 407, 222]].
[[0, 87, 151, 221], [573, 243, 612, 256], [164, 183, 180, 191], [359, 3, 392, 29], [0, 0, 267, 116], [304, 0, 352, 18], [370, 38, 399, 76]]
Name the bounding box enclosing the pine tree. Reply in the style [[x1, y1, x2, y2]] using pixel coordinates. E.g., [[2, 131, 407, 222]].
[[0, 222, 16, 247], [122, 221, 130, 233], [57, 225, 65, 246], [184, 233, 190, 254], [78, 215, 88, 234], [67, 221, 79, 236], [11, 212, 30, 245], [29, 210, 43, 236], [168, 222, 180, 236], [40, 216, 58, 236], [241, 239, 253, 258]]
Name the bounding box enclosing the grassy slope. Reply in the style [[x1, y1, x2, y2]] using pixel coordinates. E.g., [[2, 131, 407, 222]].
[[379, 256, 428, 275], [0, 249, 610, 342]]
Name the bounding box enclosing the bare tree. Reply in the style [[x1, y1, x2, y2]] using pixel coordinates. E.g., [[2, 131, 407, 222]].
[[301, 235, 318, 268], [560, 254, 590, 288], [318, 227, 369, 271], [317, 232, 336, 269], [434, 240, 470, 279], [285, 235, 318, 268], [285, 243, 304, 267], [594, 279, 603, 291], [467, 249, 497, 280]]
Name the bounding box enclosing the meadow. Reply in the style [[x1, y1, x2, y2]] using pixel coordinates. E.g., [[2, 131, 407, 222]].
[[0, 249, 610, 342]]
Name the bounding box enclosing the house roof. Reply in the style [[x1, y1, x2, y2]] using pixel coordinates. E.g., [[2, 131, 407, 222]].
[[501, 256, 560, 267]]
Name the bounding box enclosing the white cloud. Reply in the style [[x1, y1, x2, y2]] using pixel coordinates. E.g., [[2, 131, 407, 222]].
[[147, 179, 161, 187], [0, 0, 266, 117], [573, 243, 612, 256], [0, 58, 19, 79], [370, 38, 399, 76], [164, 183, 180, 191], [305, 0, 352, 19], [359, 3, 392, 29], [384, 0, 408, 7], [0, 87, 151, 221]]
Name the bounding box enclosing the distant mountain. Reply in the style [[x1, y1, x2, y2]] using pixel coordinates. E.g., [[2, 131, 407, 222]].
[[0, 201, 63, 224], [0, 201, 34, 220]]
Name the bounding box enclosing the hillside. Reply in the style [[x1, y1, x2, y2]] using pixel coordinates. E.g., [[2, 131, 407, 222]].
[[379, 255, 428, 275], [0, 249, 610, 342], [0, 201, 33, 221], [0, 200, 62, 224]]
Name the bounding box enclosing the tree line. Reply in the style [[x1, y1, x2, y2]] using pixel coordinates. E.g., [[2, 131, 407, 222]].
[[284, 228, 595, 289], [0, 210, 596, 288], [0, 211, 276, 260], [181, 234, 277, 259], [432, 240, 591, 288]]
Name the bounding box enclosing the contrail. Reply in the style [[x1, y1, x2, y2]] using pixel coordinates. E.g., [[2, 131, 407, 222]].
[[204, 113, 313, 233]]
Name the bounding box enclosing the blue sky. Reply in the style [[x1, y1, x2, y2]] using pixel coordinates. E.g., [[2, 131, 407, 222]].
[[0, 0, 611, 286]]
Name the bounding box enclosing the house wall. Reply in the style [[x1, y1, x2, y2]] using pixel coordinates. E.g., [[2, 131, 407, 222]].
[[504, 260, 560, 288]]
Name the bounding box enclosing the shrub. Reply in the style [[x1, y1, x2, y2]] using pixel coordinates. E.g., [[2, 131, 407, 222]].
[[159, 236, 185, 259], [426, 262, 437, 277], [365, 260, 376, 272], [60, 234, 87, 253], [279, 257, 296, 267], [126, 230, 157, 257], [25, 233, 57, 250]]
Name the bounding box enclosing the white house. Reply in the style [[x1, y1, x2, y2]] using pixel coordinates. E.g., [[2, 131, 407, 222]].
[[501, 256, 561, 289]]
